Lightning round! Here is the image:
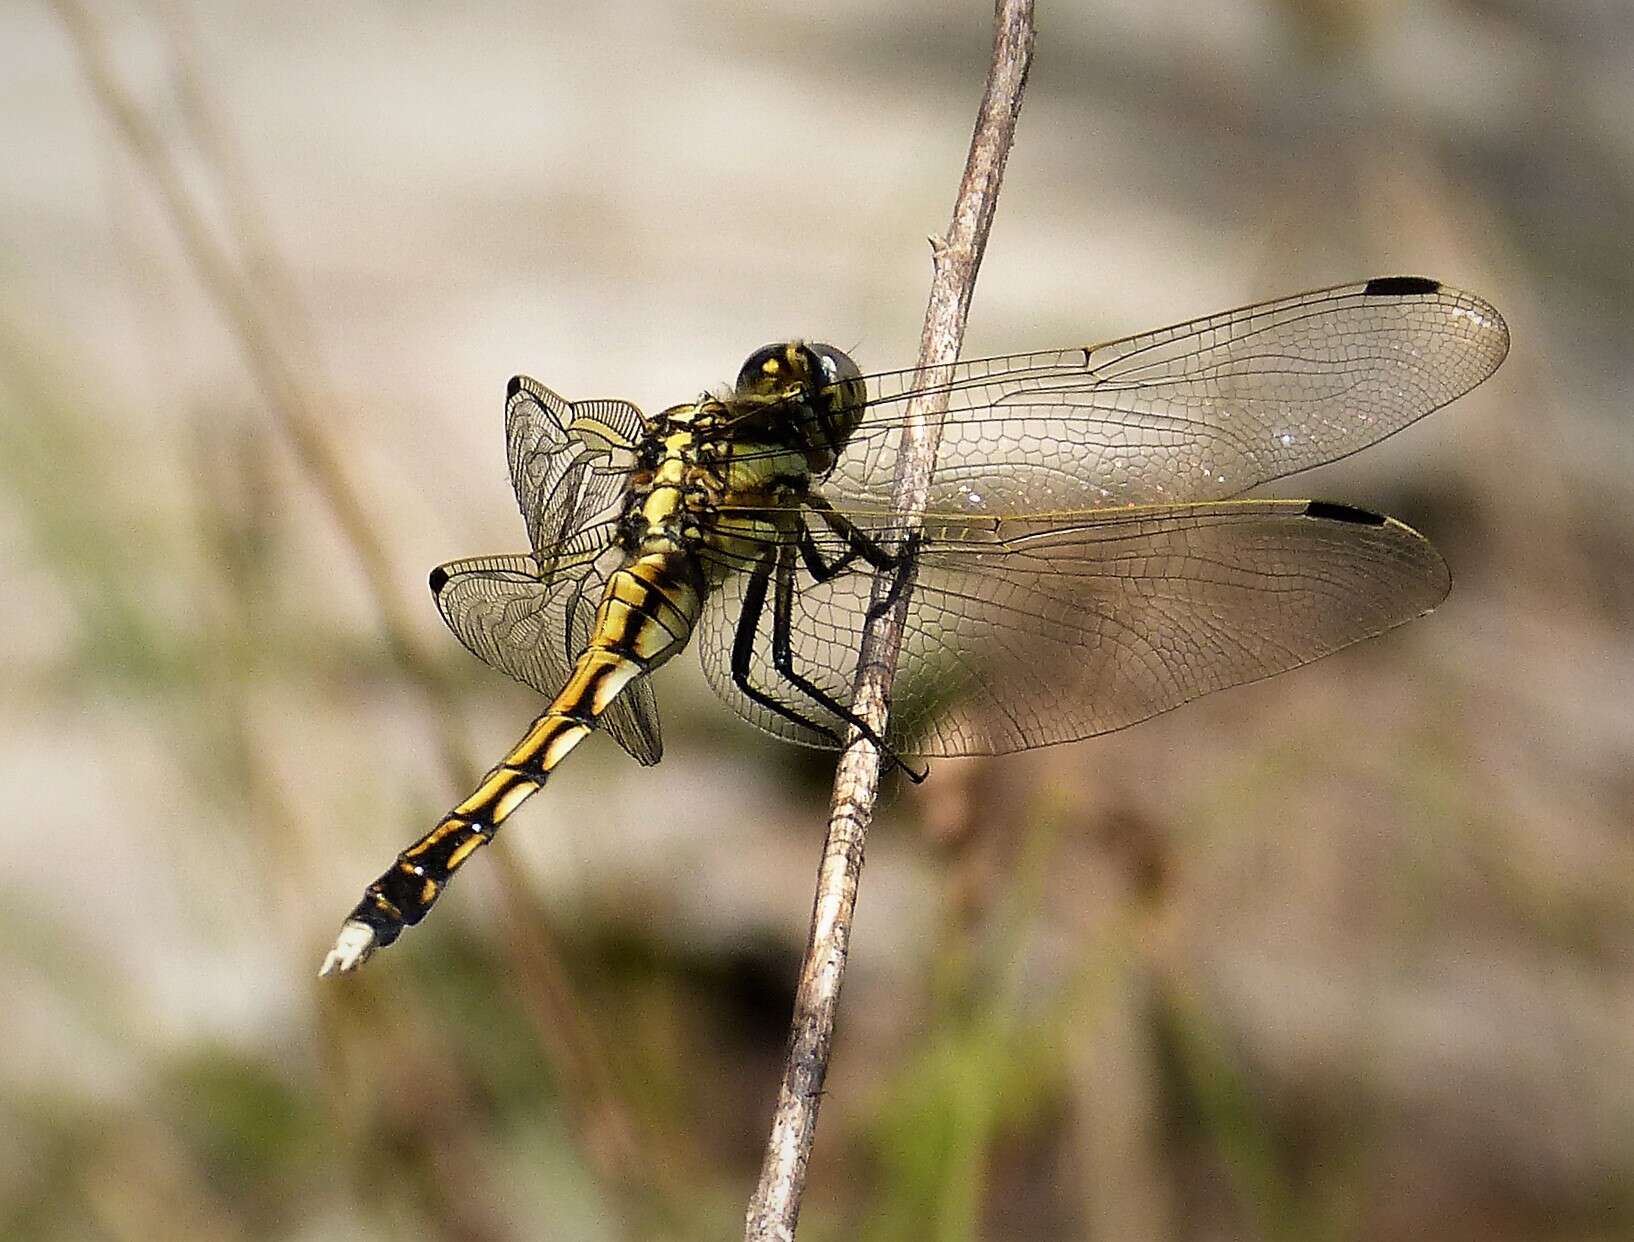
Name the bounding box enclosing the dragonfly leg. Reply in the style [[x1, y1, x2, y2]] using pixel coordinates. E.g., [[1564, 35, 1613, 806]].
[[796, 533, 860, 583], [772, 541, 928, 784], [729, 554, 848, 747], [801, 495, 926, 630], [863, 531, 921, 625], [803, 493, 903, 573]]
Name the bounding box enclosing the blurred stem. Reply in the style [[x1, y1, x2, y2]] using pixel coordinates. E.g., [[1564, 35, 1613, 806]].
[[188, 415, 316, 933], [54, 0, 664, 1224], [51, 0, 467, 780], [926, 809, 1061, 1242], [744, 3, 1036, 1238], [146, 0, 318, 359], [1160, 963, 1299, 1241]]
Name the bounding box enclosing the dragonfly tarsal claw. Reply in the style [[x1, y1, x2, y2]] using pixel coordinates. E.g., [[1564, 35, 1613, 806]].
[[318, 920, 378, 977]]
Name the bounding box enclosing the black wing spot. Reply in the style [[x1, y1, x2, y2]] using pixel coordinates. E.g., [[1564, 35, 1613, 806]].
[[1362, 275, 1441, 297], [506, 375, 524, 399], [1304, 500, 1386, 526], [428, 566, 450, 594]]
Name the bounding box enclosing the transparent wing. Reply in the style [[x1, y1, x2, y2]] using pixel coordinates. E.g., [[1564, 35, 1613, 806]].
[[819, 278, 1507, 515], [505, 374, 645, 571], [431, 549, 663, 765], [696, 500, 1449, 757]]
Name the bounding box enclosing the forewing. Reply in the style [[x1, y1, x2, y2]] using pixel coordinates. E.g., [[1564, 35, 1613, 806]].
[[431, 551, 664, 765], [505, 375, 644, 571], [824, 279, 1507, 515], [696, 501, 1449, 757]]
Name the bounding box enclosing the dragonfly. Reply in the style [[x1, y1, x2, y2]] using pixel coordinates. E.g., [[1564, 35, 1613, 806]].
[[320, 275, 1507, 975]]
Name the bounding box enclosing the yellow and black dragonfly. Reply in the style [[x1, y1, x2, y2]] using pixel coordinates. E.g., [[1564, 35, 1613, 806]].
[[320, 276, 1507, 974]]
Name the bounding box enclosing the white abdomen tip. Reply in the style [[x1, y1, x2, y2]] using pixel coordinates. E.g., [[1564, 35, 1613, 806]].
[[318, 921, 378, 977]]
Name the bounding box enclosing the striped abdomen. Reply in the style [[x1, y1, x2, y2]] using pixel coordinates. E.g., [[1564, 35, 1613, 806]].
[[333, 552, 701, 957]]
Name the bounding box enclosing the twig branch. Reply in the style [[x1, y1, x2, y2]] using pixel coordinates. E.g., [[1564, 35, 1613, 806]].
[[744, 3, 1036, 1238]]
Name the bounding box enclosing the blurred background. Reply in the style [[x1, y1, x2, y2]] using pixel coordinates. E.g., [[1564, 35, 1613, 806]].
[[4, 0, 1632, 1238]]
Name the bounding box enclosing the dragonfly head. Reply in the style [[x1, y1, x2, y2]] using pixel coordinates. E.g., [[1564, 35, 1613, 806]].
[[734, 342, 866, 473]]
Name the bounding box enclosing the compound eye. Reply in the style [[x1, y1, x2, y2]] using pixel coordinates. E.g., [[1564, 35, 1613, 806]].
[[736, 344, 791, 393], [802, 343, 867, 468], [806, 343, 861, 389]]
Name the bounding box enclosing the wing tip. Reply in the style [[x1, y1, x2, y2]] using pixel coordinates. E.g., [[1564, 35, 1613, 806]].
[[506, 375, 525, 400], [1362, 275, 1442, 297], [1302, 502, 1453, 608], [1302, 500, 1387, 526], [1361, 275, 1509, 391], [428, 565, 450, 594]]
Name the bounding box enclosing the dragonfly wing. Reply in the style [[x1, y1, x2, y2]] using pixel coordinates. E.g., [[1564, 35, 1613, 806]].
[[695, 500, 1448, 757], [431, 551, 663, 765], [506, 375, 645, 571], [826, 279, 1507, 514]]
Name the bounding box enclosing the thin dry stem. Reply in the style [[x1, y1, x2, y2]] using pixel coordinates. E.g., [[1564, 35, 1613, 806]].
[[51, 0, 462, 775], [54, 0, 659, 1220], [744, 3, 1036, 1237]]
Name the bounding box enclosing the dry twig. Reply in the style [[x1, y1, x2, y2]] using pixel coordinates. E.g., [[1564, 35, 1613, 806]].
[[744, 3, 1036, 1237]]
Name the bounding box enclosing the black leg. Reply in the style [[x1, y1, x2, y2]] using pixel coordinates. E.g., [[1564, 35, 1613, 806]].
[[798, 527, 858, 583], [731, 555, 847, 746], [865, 531, 921, 624], [803, 493, 903, 572], [770, 542, 928, 784], [803, 496, 923, 627]]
